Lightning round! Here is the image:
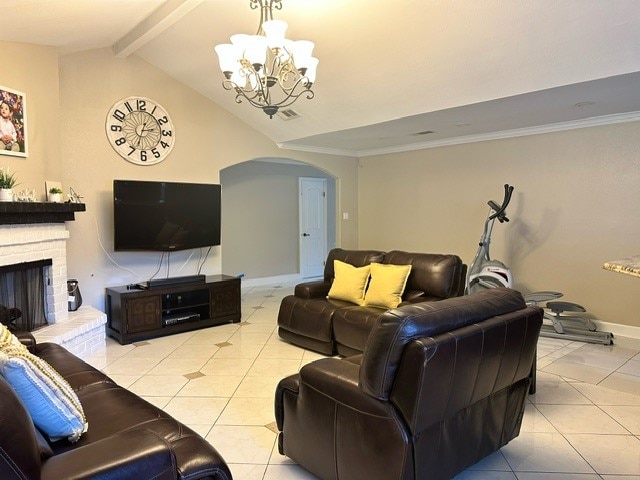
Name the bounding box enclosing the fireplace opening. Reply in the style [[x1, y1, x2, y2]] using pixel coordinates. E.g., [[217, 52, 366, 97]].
[[0, 259, 52, 332]]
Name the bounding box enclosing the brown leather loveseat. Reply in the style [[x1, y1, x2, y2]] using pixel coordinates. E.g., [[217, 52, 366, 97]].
[[0, 336, 231, 480], [275, 288, 543, 480], [278, 248, 466, 355]]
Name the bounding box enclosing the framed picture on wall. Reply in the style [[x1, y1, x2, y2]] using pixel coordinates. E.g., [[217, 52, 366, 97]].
[[0, 85, 28, 158]]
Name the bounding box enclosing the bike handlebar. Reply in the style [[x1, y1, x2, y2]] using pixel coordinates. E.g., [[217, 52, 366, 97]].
[[488, 184, 514, 222]]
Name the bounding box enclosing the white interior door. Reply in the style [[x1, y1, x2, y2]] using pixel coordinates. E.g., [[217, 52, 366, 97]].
[[299, 177, 327, 278]]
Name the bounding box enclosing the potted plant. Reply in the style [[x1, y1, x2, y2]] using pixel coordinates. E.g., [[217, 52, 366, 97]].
[[48, 186, 63, 203], [0, 167, 18, 201]]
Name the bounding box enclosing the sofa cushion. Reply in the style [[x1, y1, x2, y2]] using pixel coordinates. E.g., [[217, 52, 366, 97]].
[[324, 249, 385, 281], [0, 328, 88, 442], [384, 251, 465, 300], [327, 260, 371, 305], [363, 263, 412, 309], [333, 306, 386, 353]]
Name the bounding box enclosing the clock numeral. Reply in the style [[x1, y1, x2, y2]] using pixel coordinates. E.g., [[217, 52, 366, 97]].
[[162, 130, 172, 137], [115, 137, 126, 146], [137, 99, 146, 111], [110, 125, 122, 132], [161, 141, 170, 149], [140, 150, 147, 162], [157, 115, 168, 126], [150, 105, 157, 115], [124, 101, 133, 113], [112, 109, 126, 122], [151, 148, 161, 158], [127, 147, 136, 156]]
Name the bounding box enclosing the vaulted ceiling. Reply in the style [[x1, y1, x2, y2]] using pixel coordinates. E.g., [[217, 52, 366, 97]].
[[4, 0, 640, 156]]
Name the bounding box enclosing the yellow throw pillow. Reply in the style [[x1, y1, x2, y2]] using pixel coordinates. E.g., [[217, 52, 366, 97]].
[[363, 263, 412, 309], [327, 260, 371, 305]]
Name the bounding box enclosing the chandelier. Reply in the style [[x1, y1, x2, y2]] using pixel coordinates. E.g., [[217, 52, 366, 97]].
[[214, 0, 318, 119]]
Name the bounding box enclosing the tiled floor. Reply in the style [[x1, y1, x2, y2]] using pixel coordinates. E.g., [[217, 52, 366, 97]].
[[85, 282, 640, 480]]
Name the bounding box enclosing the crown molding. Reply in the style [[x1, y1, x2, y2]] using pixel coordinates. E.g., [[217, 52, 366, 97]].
[[278, 111, 640, 158]]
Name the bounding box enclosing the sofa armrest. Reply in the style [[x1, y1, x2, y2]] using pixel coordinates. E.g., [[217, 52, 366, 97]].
[[15, 331, 37, 353], [276, 358, 411, 480], [41, 429, 177, 480], [275, 373, 300, 429], [297, 358, 392, 416], [294, 280, 331, 299]]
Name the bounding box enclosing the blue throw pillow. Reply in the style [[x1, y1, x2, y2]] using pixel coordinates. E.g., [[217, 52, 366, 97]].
[[0, 324, 87, 442]]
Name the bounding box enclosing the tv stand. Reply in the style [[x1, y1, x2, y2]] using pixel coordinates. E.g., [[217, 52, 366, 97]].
[[106, 274, 241, 344]]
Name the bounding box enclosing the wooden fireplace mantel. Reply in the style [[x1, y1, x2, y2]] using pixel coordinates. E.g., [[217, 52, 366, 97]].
[[0, 202, 86, 225]]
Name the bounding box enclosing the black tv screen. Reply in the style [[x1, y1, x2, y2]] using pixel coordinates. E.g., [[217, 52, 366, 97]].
[[113, 180, 221, 252]]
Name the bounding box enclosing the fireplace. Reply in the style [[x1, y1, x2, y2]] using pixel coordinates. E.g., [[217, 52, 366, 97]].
[[0, 259, 52, 331], [0, 203, 106, 358], [0, 224, 70, 324]]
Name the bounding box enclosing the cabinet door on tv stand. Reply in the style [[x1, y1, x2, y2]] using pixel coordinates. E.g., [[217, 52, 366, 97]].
[[211, 282, 240, 318], [126, 296, 161, 333]]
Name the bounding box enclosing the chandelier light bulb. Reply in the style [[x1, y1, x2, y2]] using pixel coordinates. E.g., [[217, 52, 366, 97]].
[[262, 19, 288, 49], [214, 44, 239, 74], [230, 33, 251, 49], [289, 40, 314, 69], [305, 57, 319, 84], [230, 70, 247, 89], [244, 35, 268, 67]]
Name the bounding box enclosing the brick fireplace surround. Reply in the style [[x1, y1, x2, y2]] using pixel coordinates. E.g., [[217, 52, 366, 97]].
[[0, 204, 105, 358]]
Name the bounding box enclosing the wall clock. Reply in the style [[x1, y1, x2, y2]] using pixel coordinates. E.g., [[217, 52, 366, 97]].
[[105, 97, 175, 165]]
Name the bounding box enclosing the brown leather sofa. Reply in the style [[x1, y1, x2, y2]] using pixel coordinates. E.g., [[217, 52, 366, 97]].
[[275, 288, 543, 480], [0, 337, 231, 480], [278, 248, 466, 355]]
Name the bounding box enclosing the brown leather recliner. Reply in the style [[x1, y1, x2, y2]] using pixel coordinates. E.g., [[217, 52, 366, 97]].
[[278, 248, 467, 355], [275, 288, 543, 480]]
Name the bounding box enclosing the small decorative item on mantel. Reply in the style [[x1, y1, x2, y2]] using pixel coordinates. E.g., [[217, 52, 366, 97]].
[[45, 180, 63, 203], [0, 166, 18, 201], [15, 188, 37, 202], [48, 187, 63, 203]]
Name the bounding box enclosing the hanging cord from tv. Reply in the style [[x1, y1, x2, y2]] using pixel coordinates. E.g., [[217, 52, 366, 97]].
[[197, 246, 213, 275], [90, 211, 139, 278], [147, 252, 166, 282], [176, 249, 198, 274], [166, 251, 171, 278]]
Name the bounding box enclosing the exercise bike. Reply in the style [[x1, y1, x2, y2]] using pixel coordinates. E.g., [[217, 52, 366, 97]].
[[465, 184, 613, 344], [465, 184, 514, 294]]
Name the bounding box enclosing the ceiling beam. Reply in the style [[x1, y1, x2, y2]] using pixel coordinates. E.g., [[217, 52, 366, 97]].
[[113, 0, 203, 58]]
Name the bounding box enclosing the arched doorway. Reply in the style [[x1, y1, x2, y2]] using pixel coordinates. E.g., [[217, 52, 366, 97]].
[[220, 158, 336, 281]]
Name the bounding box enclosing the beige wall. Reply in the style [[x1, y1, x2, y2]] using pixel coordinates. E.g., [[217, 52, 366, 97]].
[[358, 122, 640, 329], [0, 42, 60, 193], [0, 44, 359, 310]]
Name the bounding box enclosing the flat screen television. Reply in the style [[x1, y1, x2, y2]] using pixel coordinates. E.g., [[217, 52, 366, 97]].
[[113, 180, 221, 252]]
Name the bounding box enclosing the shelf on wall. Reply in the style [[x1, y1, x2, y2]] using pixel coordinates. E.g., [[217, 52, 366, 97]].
[[0, 202, 86, 225]]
